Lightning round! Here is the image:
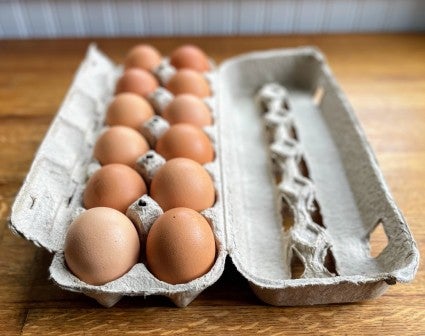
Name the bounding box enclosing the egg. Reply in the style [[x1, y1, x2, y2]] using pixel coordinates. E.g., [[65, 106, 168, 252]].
[[170, 45, 210, 72], [124, 44, 162, 71], [84, 163, 147, 213], [106, 93, 154, 130], [162, 94, 212, 127], [115, 68, 159, 98], [150, 158, 215, 211], [94, 126, 149, 167], [165, 69, 211, 98], [146, 207, 216, 284], [64, 207, 140, 285], [155, 123, 214, 164]]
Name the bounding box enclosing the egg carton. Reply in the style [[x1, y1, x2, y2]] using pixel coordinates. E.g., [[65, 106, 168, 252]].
[[9, 45, 419, 307]]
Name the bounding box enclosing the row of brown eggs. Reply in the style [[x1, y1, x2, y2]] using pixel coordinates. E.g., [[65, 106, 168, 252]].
[[116, 45, 211, 99], [64, 44, 218, 287]]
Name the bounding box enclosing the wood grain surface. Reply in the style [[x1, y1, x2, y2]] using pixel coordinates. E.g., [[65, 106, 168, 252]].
[[0, 34, 424, 335]]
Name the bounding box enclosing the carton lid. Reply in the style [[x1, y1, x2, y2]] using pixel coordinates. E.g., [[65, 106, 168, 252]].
[[217, 47, 418, 290]]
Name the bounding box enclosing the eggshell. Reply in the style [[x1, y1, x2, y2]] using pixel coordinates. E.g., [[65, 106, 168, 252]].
[[106, 93, 154, 130], [170, 45, 210, 72], [83, 163, 147, 213], [165, 69, 211, 98], [146, 207, 216, 284], [150, 158, 215, 211], [124, 44, 162, 71], [115, 68, 159, 98], [162, 94, 212, 127], [94, 126, 149, 168], [155, 123, 214, 164], [64, 207, 140, 286]]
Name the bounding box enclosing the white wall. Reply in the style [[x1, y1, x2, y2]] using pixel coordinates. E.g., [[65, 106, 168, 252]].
[[0, 0, 424, 39]]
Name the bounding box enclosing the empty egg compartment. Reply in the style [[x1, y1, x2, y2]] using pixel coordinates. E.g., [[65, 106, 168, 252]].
[[218, 47, 418, 305]]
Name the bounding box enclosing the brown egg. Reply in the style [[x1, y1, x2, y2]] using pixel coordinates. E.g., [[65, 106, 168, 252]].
[[170, 45, 210, 72], [84, 164, 147, 213], [162, 94, 212, 127], [165, 69, 211, 98], [150, 158, 215, 211], [124, 44, 162, 71], [64, 207, 140, 285], [155, 123, 214, 164], [146, 207, 216, 284], [106, 93, 154, 130], [94, 126, 149, 167], [115, 68, 159, 98]]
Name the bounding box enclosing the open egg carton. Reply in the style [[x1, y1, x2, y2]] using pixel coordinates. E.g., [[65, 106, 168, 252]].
[[9, 45, 418, 307]]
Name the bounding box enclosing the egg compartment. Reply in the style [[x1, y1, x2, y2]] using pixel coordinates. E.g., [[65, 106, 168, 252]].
[[53, 46, 223, 307], [153, 55, 216, 88], [49, 188, 226, 308], [9, 45, 418, 307], [8, 45, 225, 308]]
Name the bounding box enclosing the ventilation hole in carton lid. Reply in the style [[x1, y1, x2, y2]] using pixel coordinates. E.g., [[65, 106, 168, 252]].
[[264, 125, 275, 143], [311, 199, 325, 228], [282, 98, 290, 111], [281, 196, 295, 232], [369, 219, 389, 258], [289, 126, 298, 140], [260, 100, 268, 112], [298, 158, 310, 177], [274, 173, 283, 185], [324, 248, 338, 276], [270, 155, 283, 184], [313, 86, 324, 106], [29, 196, 36, 209], [290, 251, 305, 279], [66, 195, 74, 207]]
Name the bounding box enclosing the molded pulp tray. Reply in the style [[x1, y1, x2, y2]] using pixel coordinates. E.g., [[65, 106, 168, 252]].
[[9, 45, 419, 307]]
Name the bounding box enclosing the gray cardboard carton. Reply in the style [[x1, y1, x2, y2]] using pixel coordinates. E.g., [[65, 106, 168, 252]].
[[9, 45, 419, 307]]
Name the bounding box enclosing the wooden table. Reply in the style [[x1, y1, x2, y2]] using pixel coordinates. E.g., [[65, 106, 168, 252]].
[[1, 34, 424, 335]]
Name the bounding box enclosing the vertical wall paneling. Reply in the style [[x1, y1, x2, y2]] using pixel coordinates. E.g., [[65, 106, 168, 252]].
[[135, 0, 148, 36], [0, 2, 16, 37], [41, 0, 57, 37], [386, 0, 425, 31], [267, 0, 298, 34], [325, 0, 359, 32], [51, 1, 77, 37], [72, 0, 87, 37], [238, 0, 266, 34], [102, 0, 117, 36], [202, 0, 236, 35], [114, 0, 137, 36], [79, 1, 117, 36], [297, 0, 328, 33], [172, 0, 204, 35], [410, 1, 425, 30], [11, 1, 29, 38], [145, 1, 173, 36], [22, 0, 57, 37], [357, 0, 389, 32], [0, 0, 424, 39]]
